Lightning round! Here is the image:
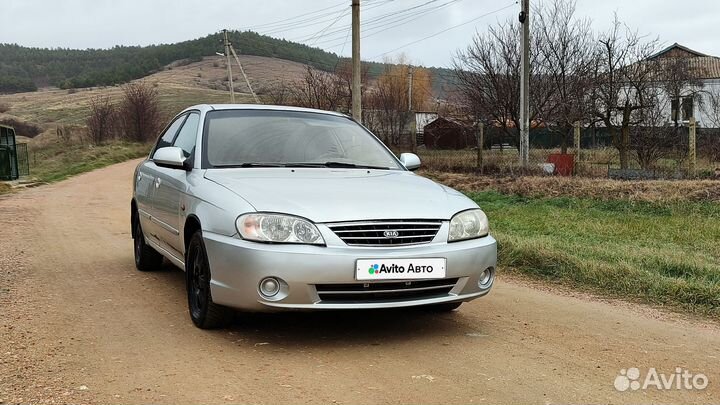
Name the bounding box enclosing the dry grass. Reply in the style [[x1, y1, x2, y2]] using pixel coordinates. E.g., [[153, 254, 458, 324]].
[[28, 140, 151, 183], [423, 171, 720, 203], [474, 191, 720, 316]]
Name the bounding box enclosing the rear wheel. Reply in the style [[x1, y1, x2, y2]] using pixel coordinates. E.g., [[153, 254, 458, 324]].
[[133, 216, 163, 272], [186, 231, 233, 329]]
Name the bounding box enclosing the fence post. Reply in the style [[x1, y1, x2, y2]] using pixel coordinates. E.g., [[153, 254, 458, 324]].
[[689, 117, 696, 177], [476, 123, 484, 174], [573, 121, 581, 176]]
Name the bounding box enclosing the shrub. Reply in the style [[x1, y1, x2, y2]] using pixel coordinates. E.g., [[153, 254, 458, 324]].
[[0, 118, 42, 138], [118, 82, 162, 142], [86, 95, 117, 144]]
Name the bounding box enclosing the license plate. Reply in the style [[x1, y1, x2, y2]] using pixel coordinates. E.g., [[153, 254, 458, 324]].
[[356, 258, 446, 281]]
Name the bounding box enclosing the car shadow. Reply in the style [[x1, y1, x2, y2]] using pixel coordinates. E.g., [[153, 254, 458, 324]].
[[151, 261, 488, 348]]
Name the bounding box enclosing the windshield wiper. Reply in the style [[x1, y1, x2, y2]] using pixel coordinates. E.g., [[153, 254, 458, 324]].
[[215, 162, 392, 170], [287, 161, 391, 170], [215, 162, 287, 168]]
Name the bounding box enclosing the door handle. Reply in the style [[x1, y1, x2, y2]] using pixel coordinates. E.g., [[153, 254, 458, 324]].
[[154, 178, 161, 188]]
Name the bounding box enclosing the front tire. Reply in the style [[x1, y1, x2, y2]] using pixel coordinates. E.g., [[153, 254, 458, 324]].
[[186, 231, 233, 329], [133, 216, 163, 272]]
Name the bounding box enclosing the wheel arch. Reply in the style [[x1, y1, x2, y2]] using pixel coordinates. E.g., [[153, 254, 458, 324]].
[[130, 198, 139, 239], [183, 214, 202, 254]]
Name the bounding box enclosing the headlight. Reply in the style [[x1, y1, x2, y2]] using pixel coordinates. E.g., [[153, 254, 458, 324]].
[[448, 209, 489, 242], [236, 213, 324, 245]]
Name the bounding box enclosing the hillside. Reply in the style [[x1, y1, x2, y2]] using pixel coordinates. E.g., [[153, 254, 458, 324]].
[[0, 30, 454, 95], [0, 55, 310, 132]]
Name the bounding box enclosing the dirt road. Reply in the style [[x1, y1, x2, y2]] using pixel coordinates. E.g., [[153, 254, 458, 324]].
[[1, 159, 718, 404]]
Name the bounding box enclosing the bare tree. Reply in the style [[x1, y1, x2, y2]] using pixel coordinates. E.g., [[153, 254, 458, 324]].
[[86, 95, 117, 145], [363, 56, 434, 146], [259, 81, 295, 105], [701, 85, 720, 129], [291, 67, 349, 112], [630, 90, 675, 170], [119, 82, 163, 142], [453, 17, 554, 147], [535, 0, 595, 153], [590, 16, 660, 170], [699, 87, 720, 163], [335, 59, 370, 114]]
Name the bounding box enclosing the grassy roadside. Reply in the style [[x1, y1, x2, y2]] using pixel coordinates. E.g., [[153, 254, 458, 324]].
[[29, 141, 151, 183], [472, 191, 720, 317]]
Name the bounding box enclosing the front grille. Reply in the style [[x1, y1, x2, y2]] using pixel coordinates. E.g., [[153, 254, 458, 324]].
[[315, 278, 458, 303], [327, 220, 442, 246]]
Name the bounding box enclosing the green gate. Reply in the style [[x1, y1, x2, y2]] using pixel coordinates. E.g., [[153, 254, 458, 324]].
[[16, 143, 29, 177], [0, 124, 28, 181], [0, 146, 12, 180]]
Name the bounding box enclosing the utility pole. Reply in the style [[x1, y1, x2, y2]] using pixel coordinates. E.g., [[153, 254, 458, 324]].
[[407, 66, 414, 111], [408, 66, 416, 152], [351, 0, 362, 122], [223, 29, 235, 103], [518, 0, 530, 167], [689, 116, 697, 177], [574, 121, 581, 176], [228, 45, 260, 103], [476, 122, 485, 173]]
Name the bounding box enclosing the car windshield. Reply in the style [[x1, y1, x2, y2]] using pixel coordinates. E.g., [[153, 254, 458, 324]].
[[203, 109, 402, 170]]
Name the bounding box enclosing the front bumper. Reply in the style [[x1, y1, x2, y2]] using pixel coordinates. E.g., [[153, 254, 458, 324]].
[[203, 230, 497, 311]]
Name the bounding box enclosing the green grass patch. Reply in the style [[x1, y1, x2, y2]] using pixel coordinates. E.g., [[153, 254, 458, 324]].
[[29, 141, 151, 183], [471, 191, 720, 316]]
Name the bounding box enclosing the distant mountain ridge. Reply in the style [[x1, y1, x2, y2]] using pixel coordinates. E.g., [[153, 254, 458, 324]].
[[0, 30, 454, 95]]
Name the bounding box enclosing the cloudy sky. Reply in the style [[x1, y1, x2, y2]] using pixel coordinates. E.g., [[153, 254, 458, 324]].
[[1, 0, 719, 67]]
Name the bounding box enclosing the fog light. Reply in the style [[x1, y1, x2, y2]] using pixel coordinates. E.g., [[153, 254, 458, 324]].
[[479, 268, 493, 287], [259, 277, 280, 297]]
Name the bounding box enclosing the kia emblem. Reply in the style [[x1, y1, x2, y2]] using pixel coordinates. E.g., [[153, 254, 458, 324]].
[[383, 230, 399, 238]]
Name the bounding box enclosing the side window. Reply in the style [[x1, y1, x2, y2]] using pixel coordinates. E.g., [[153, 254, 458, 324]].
[[153, 115, 186, 156], [172, 112, 200, 158]]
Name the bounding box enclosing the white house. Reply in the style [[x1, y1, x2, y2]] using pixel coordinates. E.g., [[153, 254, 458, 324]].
[[648, 43, 720, 127]]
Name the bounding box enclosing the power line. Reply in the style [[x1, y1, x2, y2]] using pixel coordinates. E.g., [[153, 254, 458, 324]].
[[260, 9, 350, 36], [372, 2, 517, 60], [335, 25, 352, 58], [261, 0, 394, 38], [309, 0, 453, 46], [319, 0, 462, 48], [298, 8, 351, 45], [243, 1, 346, 31]]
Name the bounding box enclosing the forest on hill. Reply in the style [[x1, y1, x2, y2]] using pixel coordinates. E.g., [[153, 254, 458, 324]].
[[0, 30, 453, 94]]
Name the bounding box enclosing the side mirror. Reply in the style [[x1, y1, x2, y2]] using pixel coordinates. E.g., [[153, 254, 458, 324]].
[[153, 147, 189, 170], [399, 153, 421, 171]]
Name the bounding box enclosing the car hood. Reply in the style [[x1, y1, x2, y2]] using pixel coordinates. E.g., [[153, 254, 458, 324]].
[[204, 168, 477, 223]]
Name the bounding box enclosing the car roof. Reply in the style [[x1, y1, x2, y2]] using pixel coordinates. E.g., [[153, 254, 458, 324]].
[[180, 104, 350, 118]]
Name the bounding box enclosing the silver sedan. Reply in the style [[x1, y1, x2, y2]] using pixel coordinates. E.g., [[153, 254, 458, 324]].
[[132, 104, 497, 329]]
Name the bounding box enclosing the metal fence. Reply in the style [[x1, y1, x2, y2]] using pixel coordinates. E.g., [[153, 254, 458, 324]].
[[15, 143, 29, 177], [404, 122, 718, 179], [0, 142, 29, 181]]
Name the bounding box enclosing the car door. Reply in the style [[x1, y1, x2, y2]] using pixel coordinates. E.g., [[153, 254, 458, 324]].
[[137, 114, 186, 243], [152, 111, 200, 257]]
